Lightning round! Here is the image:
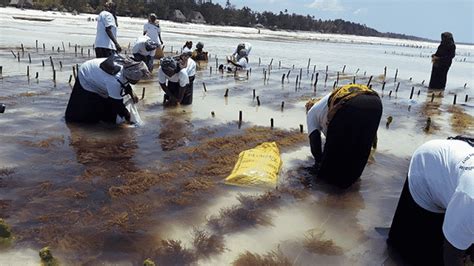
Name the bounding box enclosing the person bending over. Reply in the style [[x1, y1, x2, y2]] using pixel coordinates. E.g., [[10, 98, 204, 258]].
[[388, 137, 473, 266], [132, 35, 160, 71], [178, 53, 196, 104], [306, 84, 382, 189], [65, 56, 150, 124], [157, 56, 190, 105]]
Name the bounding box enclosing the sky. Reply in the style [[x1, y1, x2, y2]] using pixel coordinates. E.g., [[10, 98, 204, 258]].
[[213, 0, 474, 44]]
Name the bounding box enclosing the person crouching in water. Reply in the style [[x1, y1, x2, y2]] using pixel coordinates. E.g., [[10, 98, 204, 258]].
[[132, 35, 160, 71], [305, 84, 382, 189], [182, 41, 193, 55], [219, 49, 250, 72], [191, 42, 208, 61], [178, 53, 196, 104], [158, 56, 191, 105], [387, 137, 473, 265], [65, 57, 151, 124]]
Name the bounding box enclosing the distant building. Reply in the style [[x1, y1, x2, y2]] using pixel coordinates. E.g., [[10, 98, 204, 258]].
[[188, 11, 206, 24], [9, 0, 33, 8], [170, 9, 186, 23]]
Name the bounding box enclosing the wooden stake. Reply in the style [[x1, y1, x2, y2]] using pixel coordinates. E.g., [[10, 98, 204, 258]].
[[35, 40, 38, 51], [238, 110, 242, 128], [465, 95, 469, 102], [26, 65, 29, 76], [224, 88, 229, 97], [394, 68, 398, 82], [68, 74, 72, 83], [62, 41, 65, 52], [253, 89, 255, 99], [367, 75, 373, 86], [59, 61, 62, 69], [49, 56, 54, 71], [43, 43, 45, 52], [307, 58, 311, 70], [41, 60, 44, 67], [211, 111, 215, 117], [409, 87, 414, 99], [35, 72, 39, 79], [53, 70, 56, 82], [28, 53, 31, 63], [203, 82, 207, 92], [396, 82, 400, 93], [270, 118, 274, 129], [281, 74, 285, 84], [281, 101, 285, 111], [336, 72, 340, 85], [299, 124, 304, 133], [382, 81, 386, 91], [389, 90, 393, 97], [342, 65, 346, 74], [256, 96, 261, 106], [453, 94, 457, 105], [431, 93, 435, 102], [17, 52, 20, 62], [258, 57, 261, 66], [314, 73, 319, 88]]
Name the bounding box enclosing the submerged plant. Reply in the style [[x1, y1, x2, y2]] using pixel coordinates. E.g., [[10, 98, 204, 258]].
[[0, 219, 11, 239], [192, 228, 226, 258], [303, 229, 344, 256], [233, 249, 291, 266], [143, 258, 156, 266], [39, 246, 59, 266]]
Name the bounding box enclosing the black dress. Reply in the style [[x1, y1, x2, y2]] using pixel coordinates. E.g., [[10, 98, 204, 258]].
[[428, 33, 456, 90]]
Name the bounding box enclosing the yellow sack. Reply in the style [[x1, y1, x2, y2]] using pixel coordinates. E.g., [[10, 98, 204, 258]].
[[225, 142, 282, 188]]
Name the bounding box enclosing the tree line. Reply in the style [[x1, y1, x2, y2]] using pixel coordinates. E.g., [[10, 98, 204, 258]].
[[2, 0, 426, 41]]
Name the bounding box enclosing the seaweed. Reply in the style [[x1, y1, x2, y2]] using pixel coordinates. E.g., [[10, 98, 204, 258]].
[[303, 229, 344, 256], [233, 248, 291, 266]]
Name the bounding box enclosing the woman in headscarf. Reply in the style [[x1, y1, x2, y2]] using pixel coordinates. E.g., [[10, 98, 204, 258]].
[[428, 32, 456, 90], [182, 41, 193, 55], [191, 42, 208, 61], [65, 57, 151, 124], [157, 56, 190, 105], [306, 84, 382, 189]]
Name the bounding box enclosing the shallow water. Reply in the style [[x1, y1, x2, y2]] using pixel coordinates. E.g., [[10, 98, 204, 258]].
[[1, 7, 473, 266]]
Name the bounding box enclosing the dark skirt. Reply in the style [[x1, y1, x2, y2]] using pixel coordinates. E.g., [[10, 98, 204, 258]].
[[388, 179, 445, 265], [317, 94, 382, 188], [95, 47, 116, 58], [164, 76, 194, 105], [65, 79, 117, 123], [428, 63, 450, 90]]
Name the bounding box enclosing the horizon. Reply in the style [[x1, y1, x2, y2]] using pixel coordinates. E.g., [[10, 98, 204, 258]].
[[213, 0, 474, 44]]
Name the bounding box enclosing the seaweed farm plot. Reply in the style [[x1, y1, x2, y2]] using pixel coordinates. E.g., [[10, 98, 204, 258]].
[[1, 19, 474, 266]]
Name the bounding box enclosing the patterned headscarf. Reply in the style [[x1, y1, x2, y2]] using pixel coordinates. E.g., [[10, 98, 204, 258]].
[[123, 59, 151, 81]]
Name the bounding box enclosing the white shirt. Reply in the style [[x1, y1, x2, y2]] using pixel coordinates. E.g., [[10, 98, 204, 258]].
[[95, 11, 117, 50], [306, 93, 330, 136], [157, 67, 189, 88], [132, 36, 154, 56], [143, 22, 161, 43], [233, 42, 252, 56], [185, 57, 196, 77], [182, 47, 192, 54], [236, 57, 250, 70], [78, 58, 125, 100], [408, 139, 474, 250]]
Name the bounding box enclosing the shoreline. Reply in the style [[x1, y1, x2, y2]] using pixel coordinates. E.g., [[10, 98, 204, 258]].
[[2, 7, 474, 49]]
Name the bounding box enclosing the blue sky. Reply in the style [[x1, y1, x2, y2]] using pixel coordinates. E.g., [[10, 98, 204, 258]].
[[213, 0, 474, 44]]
